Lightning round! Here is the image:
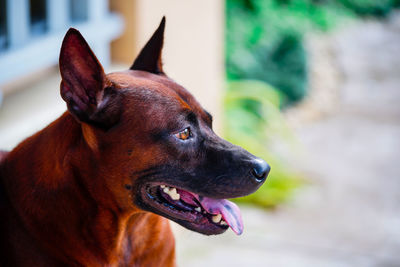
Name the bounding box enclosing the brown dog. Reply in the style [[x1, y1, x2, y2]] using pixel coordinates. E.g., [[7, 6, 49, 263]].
[[0, 17, 269, 266]]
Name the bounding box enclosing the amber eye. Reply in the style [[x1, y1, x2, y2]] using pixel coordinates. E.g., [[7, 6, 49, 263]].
[[175, 128, 191, 140]]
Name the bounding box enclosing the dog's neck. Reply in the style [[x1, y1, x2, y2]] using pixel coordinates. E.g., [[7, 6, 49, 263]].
[[1, 113, 172, 266]]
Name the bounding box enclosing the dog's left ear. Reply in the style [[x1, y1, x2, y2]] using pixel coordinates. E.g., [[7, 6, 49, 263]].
[[130, 16, 165, 74], [59, 28, 121, 129]]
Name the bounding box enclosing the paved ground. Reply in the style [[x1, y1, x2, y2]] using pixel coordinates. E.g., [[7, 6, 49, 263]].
[[173, 15, 400, 267], [1, 15, 399, 267]]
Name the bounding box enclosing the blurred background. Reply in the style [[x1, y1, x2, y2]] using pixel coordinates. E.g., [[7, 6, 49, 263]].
[[1, 0, 400, 266]]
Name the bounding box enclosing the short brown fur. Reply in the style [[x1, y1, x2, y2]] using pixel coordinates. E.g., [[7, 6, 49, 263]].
[[0, 18, 269, 266]]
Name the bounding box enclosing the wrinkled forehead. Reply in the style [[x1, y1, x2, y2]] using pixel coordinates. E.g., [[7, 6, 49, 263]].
[[107, 70, 210, 120]]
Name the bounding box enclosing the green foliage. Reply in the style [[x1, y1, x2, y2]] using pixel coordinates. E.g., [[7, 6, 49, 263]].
[[225, 0, 399, 208], [226, 0, 351, 105], [224, 80, 302, 208], [338, 0, 400, 17], [227, 30, 307, 105], [226, 0, 400, 104]]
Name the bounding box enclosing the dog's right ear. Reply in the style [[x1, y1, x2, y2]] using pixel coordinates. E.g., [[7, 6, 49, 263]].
[[130, 17, 165, 74], [59, 28, 120, 129]]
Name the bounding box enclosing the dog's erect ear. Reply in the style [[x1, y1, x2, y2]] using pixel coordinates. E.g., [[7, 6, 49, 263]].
[[59, 28, 120, 129], [130, 16, 165, 74]]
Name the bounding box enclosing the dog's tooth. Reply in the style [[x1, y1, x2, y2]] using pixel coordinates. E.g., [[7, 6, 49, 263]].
[[160, 185, 166, 189], [164, 187, 180, 200], [220, 220, 227, 226], [169, 188, 177, 195], [195, 207, 201, 212], [170, 193, 180, 201], [211, 214, 222, 223]]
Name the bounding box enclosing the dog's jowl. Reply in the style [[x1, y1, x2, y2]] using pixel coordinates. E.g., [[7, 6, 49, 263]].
[[0, 17, 270, 266]]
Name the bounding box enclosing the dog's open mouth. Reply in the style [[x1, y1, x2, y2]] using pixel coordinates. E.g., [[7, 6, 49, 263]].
[[139, 183, 243, 235]]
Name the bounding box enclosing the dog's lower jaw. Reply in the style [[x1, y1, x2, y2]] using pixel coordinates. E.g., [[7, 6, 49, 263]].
[[135, 182, 249, 236], [0, 113, 176, 267]]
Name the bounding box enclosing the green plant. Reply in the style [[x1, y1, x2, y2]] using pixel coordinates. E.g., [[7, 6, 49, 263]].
[[338, 0, 400, 17], [226, 0, 351, 105], [224, 80, 302, 208], [225, 0, 400, 208], [226, 0, 400, 105]]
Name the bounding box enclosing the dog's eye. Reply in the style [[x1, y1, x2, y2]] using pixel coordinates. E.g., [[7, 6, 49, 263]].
[[175, 128, 191, 140]]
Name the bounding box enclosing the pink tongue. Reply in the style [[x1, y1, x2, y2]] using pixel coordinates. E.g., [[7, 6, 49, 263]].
[[179, 190, 199, 206], [197, 196, 244, 235], [176, 189, 244, 235]]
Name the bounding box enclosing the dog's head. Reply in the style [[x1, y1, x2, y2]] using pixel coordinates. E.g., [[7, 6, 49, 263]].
[[59, 17, 270, 235]]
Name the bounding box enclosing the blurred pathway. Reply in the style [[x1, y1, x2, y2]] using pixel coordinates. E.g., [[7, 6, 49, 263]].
[[174, 14, 400, 266]]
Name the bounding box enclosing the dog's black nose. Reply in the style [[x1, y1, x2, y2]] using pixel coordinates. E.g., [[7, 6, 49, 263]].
[[251, 158, 270, 183]]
